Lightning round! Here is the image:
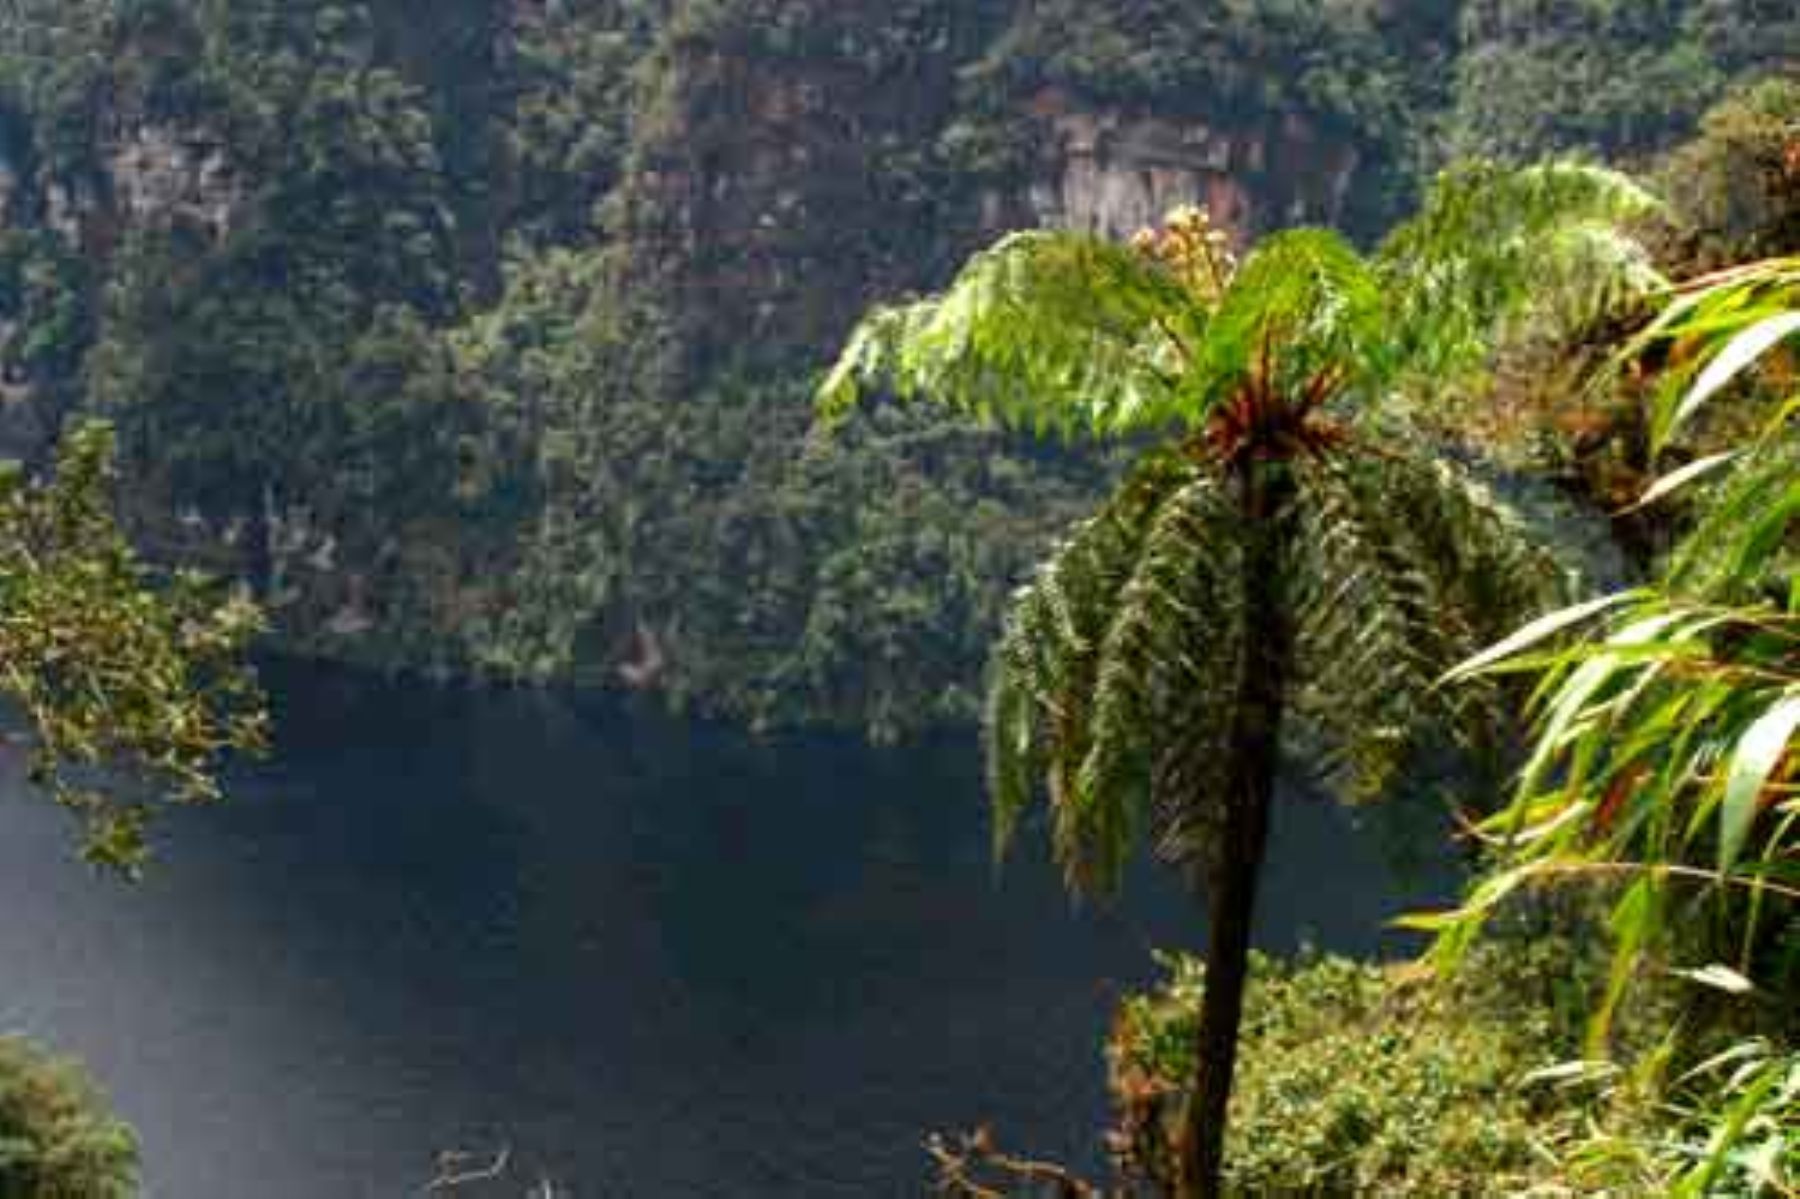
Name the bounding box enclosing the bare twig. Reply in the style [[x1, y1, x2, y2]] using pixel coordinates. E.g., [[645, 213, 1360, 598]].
[[422, 1146, 511, 1193], [926, 1127, 1104, 1198]]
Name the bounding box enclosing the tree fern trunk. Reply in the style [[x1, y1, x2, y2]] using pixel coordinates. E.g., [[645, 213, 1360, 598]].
[[1180, 459, 1294, 1199]]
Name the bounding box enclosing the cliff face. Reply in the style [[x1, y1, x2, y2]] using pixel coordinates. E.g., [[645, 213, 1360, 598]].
[[102, 123, 238, 242], [1019, 95, 1360, 240], [624, 26, 972, 368], [622, 16, 1373, 379], [0, 1, 1386, 422]]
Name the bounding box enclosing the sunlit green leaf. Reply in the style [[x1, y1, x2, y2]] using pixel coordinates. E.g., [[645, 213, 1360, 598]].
[[1627, 450, 1742, 511], [1666, 310, 1800, 440], [1445, 591, 1645, 683], [1719, 691, 1800, 870]]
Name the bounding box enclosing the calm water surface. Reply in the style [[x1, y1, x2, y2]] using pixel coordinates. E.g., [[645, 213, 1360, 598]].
[[0, 664, 1450, 1197]]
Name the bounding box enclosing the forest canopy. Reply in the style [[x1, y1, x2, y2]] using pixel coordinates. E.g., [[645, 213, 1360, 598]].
[[0, 1, 1794, 745]]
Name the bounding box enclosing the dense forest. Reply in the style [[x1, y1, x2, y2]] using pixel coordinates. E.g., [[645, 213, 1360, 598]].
[[3, 2, 1800, 1196], [0, 0, 1794, 740]]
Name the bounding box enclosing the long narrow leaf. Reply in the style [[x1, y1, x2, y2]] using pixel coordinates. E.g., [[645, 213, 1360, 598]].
[[1666, 311, 1800, 440], [1445, 591, 1645, 683], [1627, 450, 1743, 512], [1719, 691, 1800, 870]]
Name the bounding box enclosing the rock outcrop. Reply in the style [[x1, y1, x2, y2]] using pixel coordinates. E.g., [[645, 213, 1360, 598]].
[[1020, 90, 1361, 242], [623, 40, 1372, 377]]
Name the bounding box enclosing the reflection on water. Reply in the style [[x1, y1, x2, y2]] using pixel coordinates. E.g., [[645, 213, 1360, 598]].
[[0, 663, 1451, 1197]]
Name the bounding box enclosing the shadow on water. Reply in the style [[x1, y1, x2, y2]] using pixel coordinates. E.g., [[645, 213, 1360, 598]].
[[0, 660, 1457, 1197]]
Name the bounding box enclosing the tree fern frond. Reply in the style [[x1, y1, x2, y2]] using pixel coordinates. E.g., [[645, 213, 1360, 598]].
[[1290, 440, 1569, 798], [982, 451, 1199, 865], [1533, 221, 1666, 334], [1377, 160, 1664, 388], [1289, 459, 1447, 798], [1189, 228, 1382, 406], [819, 232, 1200, 437], [983, 632, 1041, 859], [1060, 470, 1242, 892]]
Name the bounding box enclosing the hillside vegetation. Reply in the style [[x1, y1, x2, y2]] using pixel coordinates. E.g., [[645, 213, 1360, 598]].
[[0, 1, 1794, 738]]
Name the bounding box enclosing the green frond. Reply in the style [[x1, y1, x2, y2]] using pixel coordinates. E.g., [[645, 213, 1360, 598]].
[[1288, 460, 1442, 798], [980, 446, 1255, 897], [1533, 220, 1667, 332], [1189, 228, 1382, 404], [1132, 499, 1246, 878], [1289, 438, 1568, 799], [982, 451, 1200, 868], [1376, 160, 1664, 388], [1062, 470, 1242, 892], [818, 231, 1200, 438]]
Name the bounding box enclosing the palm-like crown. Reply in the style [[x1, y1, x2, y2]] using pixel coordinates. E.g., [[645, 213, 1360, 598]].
[[821, 162, 1662, 893]]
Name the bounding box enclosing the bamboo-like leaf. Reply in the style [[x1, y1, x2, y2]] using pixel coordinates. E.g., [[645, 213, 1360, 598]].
[[1673, 1059, 1785, 1198], [1395, 862, 1533, 935], [1728, 487, 1800, 581], [1520, 1059, 1620, 1088], [1591, 876, 1659, 1050], [1445, 590, 1645, 683], [1719, 691, 1800, 870], [1626, 450, 1742, 512], [1667, 310, 1800, 439], [1671, 964, 1756, 995]]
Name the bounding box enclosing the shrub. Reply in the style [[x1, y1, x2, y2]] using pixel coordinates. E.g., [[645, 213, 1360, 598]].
[[0, 1037, 137, 1199], [1104, 942, 1630, 1195]]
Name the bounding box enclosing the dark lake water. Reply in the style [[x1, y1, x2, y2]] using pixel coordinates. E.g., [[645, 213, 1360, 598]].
[[0, 663, 1453, 1197]]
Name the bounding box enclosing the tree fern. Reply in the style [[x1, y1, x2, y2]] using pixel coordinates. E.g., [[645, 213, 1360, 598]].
[[818, 164, 1655, 1198]]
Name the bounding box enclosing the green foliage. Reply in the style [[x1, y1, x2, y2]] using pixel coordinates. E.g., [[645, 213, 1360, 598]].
[[1102, 935, 1800, 1196], [0, 0, 522, 668], [1431, 258, 1800, 911], [1444, 0, 1728, 165], [0, 233, 92, 394], [1659, 79, 1800, 269], [823, 164, 1654, 893], [507, 2, 659, 245], [456, 245, 1108, 738], [0, 421, 267, 869], [1655, 1039, 1800, 1196], [0, 0, 1057, 732], [1106, 944, 1629, 1195], [1375, 160, 1665, 381], [1420, 256, 1800, 1194], [660, 0, 996, 78], [0, 0, 1792, 739], [0, 1037, 136, 1199]]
